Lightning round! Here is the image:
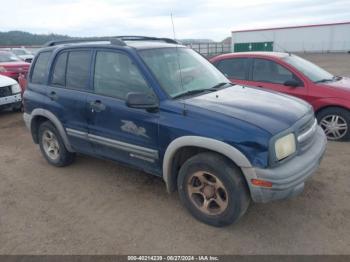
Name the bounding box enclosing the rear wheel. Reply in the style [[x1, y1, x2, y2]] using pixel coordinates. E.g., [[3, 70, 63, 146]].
[[38, 121, 75, 167], [317, 107, 350, 141], [177, 152, 250, 227]]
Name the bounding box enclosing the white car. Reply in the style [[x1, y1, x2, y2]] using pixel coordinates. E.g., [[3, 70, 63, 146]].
[[11, 48, 34, 63], [0, 74, 22, 111]]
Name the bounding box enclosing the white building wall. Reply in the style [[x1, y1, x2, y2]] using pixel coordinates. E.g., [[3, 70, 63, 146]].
[[232, 23, 350, 52]]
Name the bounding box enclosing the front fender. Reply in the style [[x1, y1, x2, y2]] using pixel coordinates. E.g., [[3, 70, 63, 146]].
[[162, 136, 257, 193], [313, 98, 350, 113]]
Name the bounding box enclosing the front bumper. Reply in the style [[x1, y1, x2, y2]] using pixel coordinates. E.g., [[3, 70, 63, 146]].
[[246, 126, 327, 203], [0, 94, 22, 107]]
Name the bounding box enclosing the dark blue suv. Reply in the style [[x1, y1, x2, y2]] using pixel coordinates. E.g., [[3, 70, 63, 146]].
[[23, 36, 327, 226]]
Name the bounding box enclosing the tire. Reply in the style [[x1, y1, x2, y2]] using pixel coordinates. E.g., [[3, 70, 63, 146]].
[[38, 121, 75, 167], [177, 152, 250, 227], [316, 107, 350, 141], [12, 103, 22, 112]]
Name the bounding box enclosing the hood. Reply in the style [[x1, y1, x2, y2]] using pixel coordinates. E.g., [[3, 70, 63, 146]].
[[17, 54, 34, 60], [320, 76, 350, 91], [0, 74, 17, 87], [0, 61, 30, 68], [186, 85, 311, 134]]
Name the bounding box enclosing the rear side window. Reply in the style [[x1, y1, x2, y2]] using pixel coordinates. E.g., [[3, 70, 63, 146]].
[[31, 51, 52, 84], [66, 51, 91, 90], [51, 52, 67, 86], [216, 58, 249, 80]]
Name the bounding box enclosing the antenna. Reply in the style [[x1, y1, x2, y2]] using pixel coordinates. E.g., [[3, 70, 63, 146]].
[[171, 13, 176, 40], [171, 13, 187, 115]]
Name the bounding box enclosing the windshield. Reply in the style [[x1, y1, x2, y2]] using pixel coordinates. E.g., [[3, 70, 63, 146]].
[[0, 52, 21, 62], [283, 55, 334, 82], [138, 47, 229, 98]]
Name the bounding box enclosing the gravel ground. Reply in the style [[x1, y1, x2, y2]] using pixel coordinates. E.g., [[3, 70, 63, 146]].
[[0, 53, 349, 255]]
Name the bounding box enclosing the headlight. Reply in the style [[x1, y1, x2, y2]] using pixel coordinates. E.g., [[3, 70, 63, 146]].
[[11, 83, 21, 94], [275, 133, 296, 160]]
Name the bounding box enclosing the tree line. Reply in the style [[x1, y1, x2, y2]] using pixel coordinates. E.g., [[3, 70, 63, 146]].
[[0, 31, 71, 46], [0, 30, 224, 46]]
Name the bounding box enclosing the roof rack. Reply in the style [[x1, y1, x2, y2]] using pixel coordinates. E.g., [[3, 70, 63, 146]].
[[115, 36, 179, 44], [44, 36, 179, 47], [44, 37, 126, 47]]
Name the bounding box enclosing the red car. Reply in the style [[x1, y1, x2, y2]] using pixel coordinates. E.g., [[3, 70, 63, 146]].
[[210, 52, 350, 141], [0, 51, 30, 81]]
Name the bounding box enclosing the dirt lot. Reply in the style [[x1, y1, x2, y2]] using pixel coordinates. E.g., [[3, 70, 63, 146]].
[[0, 53, 350, 255]]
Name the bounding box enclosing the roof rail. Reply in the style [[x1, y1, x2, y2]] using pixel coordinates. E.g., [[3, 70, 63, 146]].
[[44, 36, 179, 47], [44, 37, 126, 47], [115, 36, 179, 44]]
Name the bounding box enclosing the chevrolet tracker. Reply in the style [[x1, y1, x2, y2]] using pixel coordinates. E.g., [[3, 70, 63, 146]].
[[23, 36, 327, 226]]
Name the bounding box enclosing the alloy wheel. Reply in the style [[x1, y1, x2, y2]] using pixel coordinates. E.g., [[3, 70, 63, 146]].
[[187, 171, 229, 215], [42, 130, 60, 160], [320, 114, 348, 140]]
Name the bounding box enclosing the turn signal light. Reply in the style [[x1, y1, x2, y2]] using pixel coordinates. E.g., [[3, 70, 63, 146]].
[[251, 179, 273, 188]]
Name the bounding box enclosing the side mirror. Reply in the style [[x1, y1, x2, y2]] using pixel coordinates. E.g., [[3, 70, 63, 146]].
[[284, 79, 300, 87], [126, 92, 158, 110]]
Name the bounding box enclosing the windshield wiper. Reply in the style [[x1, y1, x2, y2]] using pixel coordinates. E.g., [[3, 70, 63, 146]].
[[314, 78, 334, 83], [173, 82, 233, 99], [173, 89, 213, 99], [208, 82, 233, 90]]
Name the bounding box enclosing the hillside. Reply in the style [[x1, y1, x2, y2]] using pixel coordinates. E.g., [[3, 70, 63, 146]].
[[0, 31, 223, 46], [0, 31, 72, 46]]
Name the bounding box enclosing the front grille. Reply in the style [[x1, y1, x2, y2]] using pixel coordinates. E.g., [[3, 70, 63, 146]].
[[297, 117, 317, 153], [0, 86, 12, 98]]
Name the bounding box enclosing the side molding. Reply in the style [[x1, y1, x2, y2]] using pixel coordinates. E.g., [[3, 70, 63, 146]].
[[27, 109, 74, 152], [162, 136, 255, 192]]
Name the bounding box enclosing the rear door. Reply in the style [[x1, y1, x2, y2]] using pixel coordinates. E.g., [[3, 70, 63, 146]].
[[86, 49, 160, 174], [214, 57, 251, 86], [47, 49, 93, 154], [246, 58, 308, 100]]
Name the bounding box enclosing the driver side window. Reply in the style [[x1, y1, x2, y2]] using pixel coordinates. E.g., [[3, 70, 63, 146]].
[[252, 58, 301, 85], [93, 51, 151, 100]]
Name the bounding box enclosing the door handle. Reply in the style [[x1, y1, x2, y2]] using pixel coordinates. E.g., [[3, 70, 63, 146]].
[[48, 91, 58, 101], [89, 100, 106, 112]]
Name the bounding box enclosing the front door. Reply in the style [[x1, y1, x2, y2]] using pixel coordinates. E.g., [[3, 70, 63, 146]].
[[87, 49, 160, 174], [246, 58, 309, 101]]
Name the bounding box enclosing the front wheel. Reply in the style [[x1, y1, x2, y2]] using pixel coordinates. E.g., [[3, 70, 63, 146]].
[[177, 152, 250, 227], [317, 107, 350, 141]]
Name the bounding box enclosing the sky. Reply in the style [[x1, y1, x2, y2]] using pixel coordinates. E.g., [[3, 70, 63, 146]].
[[1, 0, 350, 41]]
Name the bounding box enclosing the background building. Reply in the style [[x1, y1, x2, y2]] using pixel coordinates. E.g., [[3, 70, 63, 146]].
[[231, 21, 350, 53]]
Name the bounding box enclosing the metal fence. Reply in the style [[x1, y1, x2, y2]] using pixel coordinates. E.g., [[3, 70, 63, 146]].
[[1, 42, 232, 57], [184, 42, 231, 57]]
